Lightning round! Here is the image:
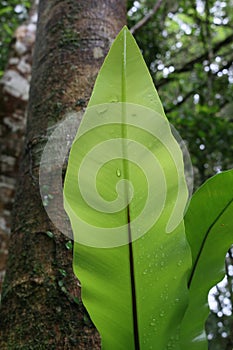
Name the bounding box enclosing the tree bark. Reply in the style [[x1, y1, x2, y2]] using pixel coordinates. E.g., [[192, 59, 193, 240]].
[[0, 1, 126, 348]]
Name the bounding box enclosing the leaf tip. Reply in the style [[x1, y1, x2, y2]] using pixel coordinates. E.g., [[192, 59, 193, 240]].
[[118, 25, 132, 40]]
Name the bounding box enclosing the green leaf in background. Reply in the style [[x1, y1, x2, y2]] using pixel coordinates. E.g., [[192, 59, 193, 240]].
[[64, 26, 192, 349], [181, 169, 233, 350]]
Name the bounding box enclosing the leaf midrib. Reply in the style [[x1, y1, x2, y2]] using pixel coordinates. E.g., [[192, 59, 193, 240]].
[[188, 197, 233, 289], [121, 28, 140, 350]]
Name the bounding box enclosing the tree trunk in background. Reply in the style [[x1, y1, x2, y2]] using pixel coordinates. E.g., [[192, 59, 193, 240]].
[[0, 1, 38, 294], [0, 0, 126, 348]]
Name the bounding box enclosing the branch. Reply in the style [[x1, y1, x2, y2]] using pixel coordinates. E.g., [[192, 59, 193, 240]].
[[130, 0, 163, 35], [164, 58, 233, 114], [172, 33, 233, 73], [165, 85, 205, 114], [157, 33, 233, 87]]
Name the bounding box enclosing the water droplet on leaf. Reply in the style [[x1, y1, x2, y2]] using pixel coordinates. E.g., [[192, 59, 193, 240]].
[[116, 168, 121, 177], [97, 106, 108, 114], [150, 320, 156, 326], [110, 96, 119, 103]]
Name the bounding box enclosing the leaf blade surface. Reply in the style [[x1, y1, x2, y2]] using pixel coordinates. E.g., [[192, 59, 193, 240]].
[[181, 169, 233, 350], [64, 27, 191, 350]]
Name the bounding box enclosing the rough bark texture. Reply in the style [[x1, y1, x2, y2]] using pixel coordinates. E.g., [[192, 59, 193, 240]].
[[0, 1, 38, 294], [0, 1, 126, 349]]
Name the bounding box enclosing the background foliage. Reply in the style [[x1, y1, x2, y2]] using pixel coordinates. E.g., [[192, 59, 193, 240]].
[[0, 0, 232, 349], [0, 0, 31, 76]]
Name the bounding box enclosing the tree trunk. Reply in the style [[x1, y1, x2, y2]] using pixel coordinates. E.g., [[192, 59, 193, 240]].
[[0, 1, 38, 294], [0, 1, 126, 348]]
